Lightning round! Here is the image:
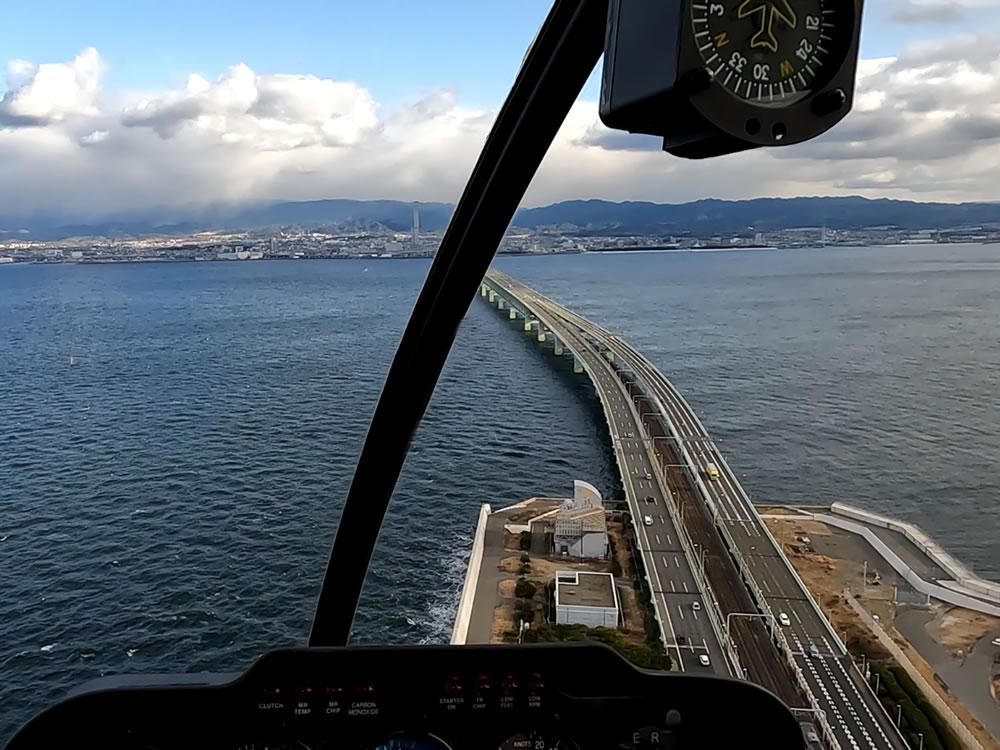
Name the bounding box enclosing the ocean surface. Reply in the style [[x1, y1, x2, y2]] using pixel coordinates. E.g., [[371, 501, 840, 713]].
[[2, 244, 999, 739]]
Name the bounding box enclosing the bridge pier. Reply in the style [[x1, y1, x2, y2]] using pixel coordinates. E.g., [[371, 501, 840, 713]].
[[537, 326, 546, 343], [573, 356, 584, 374], [488, 290, 496, 303], [508, 307, 517, 320], [480, 285, 487, 297], [524, 319, 533, 333], [554, 338, 564, 356], [604, 349, 615, 363], [498, 298, 505, 311]]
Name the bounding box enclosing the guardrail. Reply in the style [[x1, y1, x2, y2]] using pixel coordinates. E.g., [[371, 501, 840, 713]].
[[488, 274, 887, 750], [815, 513, 1000, 617], [634, 412, 742, 677], [616, 342, 852, 658], [831, 502, 1000, 604], [844, 592, 984, 750], [483, 281, 675, 660], [634, 378, 843, 750], [595, 345, 844, 749]]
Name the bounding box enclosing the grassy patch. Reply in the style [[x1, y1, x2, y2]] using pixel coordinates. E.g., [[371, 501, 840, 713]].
[[519, 623, 672, 671]]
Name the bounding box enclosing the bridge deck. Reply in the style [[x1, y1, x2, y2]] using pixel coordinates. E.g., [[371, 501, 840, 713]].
[[483, 269, 908, 750]]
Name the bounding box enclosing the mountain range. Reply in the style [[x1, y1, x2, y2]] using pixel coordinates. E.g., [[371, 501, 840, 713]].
[[3, 196, 999, 241]]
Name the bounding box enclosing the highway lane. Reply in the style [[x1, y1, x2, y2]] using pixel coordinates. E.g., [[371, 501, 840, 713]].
[[595, 346, 906, 750], [490, 271, 907, 750], [544, 319, 728, 677]]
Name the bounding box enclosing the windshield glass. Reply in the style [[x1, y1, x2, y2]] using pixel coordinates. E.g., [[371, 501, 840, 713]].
[[3, 3, 1000, 749]]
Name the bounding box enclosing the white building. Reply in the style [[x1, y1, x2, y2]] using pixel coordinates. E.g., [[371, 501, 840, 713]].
[[554, 571, 620, 628], [553, 480, 608, 559]]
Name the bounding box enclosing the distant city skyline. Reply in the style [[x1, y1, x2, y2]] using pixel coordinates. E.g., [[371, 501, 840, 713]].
[[1, 1, 999, 219]]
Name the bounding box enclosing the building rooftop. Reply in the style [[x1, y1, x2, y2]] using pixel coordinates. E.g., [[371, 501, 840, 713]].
[[556, 506, 606, 532], [555, 571, 617, 609]]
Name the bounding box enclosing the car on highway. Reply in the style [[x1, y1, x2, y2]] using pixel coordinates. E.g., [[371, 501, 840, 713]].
[[643, 515, 653, 526], [698, 654, 710, 667], [779, 612, 791, 627], [643, 495, 655, 504], [992, 637, 1000, 647], [691, 601, 701, 611], [808, 644, 820, 658], [705, 463, 720, 480], [644, 471, 652, 480]]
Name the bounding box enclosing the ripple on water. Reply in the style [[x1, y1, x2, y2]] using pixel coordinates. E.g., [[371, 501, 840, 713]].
[[3, 249, 1000, 742]]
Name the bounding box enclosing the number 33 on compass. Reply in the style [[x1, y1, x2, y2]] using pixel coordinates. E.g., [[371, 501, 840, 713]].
[[600, 0, 864, 158]]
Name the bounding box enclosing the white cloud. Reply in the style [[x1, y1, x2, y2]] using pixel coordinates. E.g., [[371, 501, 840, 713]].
[[565, 31, 1000, 204], [79, 129, 109, 146], [1, 34, 1000, 224], [0, 47, 101, 126], [121, 63, 378, 149]]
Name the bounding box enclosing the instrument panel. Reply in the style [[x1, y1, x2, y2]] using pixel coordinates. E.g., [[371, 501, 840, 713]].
[[6, 643, 805, 749]]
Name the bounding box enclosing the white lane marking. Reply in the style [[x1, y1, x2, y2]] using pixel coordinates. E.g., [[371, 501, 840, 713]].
[[793, 609, 802, 624], [674, 556, 681, 568], [682, 581, 689, 593], [670, 579, 676, 592], [823, 636, 893, 749], [677, 605, 685, 620], [634, 486, 684, 672], [665, 533, 672, 545], [655, 534, 662, 546], [659, 515, 665, 524], [693, 608, 699, 621]]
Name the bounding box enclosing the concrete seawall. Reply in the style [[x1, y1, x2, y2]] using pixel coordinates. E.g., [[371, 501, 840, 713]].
[[450, 503, 491, 645], [800, 505, 1000, 617], [831, 503, 1000, 605]]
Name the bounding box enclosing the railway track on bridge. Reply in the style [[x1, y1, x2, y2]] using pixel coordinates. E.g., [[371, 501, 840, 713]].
[[483, 269, 909, 750]]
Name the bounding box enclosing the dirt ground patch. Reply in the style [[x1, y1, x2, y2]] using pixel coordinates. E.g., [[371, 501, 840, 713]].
[[617, 583, 645, 637], [490, 604, 515, 642], [767, 516, 835, 542], [766, 514, 1000, 750], [885, 613, 1000, 750], [757, 505, 811, 516], [926, 607, 1000, 655], [489, 511, 653, 647]]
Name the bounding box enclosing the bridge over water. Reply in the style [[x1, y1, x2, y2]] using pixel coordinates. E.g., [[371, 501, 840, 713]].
[[481, 269, 908, 750]]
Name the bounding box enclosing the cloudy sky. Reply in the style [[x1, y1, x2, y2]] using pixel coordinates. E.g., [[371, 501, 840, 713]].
[[1, 0, 999, 221]]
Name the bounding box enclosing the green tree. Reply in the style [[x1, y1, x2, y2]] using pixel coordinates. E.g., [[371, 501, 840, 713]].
[[515, 578, 537, 599]]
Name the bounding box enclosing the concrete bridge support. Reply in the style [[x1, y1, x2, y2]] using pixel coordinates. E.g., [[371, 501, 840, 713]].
[[554, 338, 564, 356], [604, 349, 615, 363], [573, 356, 584, 374], [509, 307, 517, 320], [524, 319, 534, 333], [488, 290, 496, 303], [481, 285, 487, 297], [498, 298, 505, 311], [537, 326, 546, 343]]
